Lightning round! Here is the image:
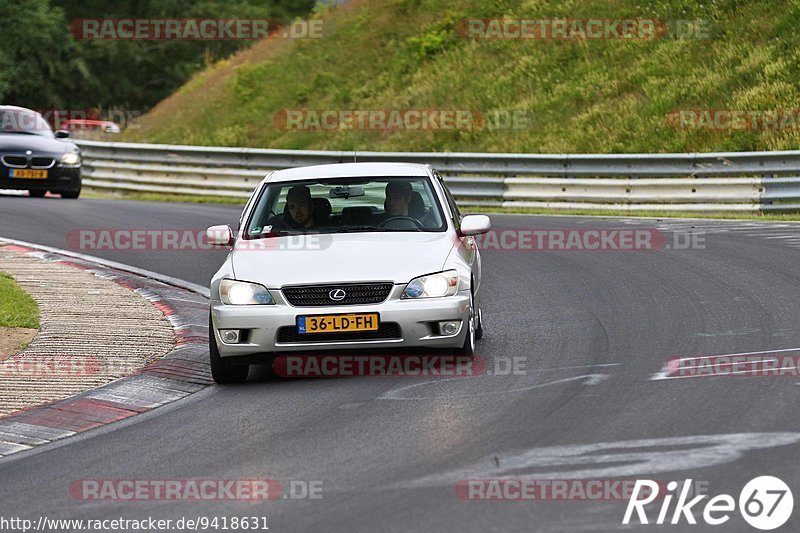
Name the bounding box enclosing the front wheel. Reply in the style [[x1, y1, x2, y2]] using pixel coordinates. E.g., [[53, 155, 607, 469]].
[[209, 315, 249, 384], [61, 188, 80, 199], [457, 291, 477, 356]]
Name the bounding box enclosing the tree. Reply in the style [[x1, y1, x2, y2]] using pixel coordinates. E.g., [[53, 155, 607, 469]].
[[0, 0, 93, 108], [0, 0, 316, 112]]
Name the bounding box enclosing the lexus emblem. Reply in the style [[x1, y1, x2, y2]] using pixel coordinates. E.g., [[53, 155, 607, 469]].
[[329, 288, 346, 301]]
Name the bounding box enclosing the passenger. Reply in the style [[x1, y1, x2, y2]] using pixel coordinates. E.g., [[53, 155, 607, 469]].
[[285, 185, 315, 229]]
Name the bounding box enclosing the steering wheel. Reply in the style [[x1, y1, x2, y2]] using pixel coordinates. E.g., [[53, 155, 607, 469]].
[[377, 216, 423, 229]]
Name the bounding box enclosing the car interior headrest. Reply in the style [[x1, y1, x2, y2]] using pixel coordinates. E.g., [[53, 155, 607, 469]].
[[409, 191, 426, 218], [312, 197, 332, 224]]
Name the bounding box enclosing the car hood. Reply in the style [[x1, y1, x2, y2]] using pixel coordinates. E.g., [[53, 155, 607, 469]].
[[0, 133, 73, 154], [231, 232, 456, 287]]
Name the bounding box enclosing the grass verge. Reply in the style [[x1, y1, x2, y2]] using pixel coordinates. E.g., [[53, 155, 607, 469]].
[[0, 272, 39, 329], [123, 0, 800, 154]]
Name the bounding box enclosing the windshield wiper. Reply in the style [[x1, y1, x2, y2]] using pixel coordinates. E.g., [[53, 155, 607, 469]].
[[330, 226, 382, 233]]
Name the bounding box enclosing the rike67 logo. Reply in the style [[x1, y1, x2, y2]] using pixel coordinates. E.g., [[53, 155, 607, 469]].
[[623, 476, 793, 530]]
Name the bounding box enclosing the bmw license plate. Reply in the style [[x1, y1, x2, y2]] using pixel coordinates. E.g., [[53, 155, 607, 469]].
[[297, 313, 379, 334], [10, 169, 47, 179]]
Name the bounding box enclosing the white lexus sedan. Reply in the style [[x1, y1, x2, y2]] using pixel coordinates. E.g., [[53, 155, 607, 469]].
[[206, 162, 490, 383]]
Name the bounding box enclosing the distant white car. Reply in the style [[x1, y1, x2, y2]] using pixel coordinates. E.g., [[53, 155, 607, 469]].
[[206, 162, 490, 383], [61, 119, 121, 136]]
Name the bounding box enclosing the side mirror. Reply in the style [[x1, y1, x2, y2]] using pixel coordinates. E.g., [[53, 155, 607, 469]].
[[206, 225, 234, 246], [54, 130, 70, 139], [457, 214, 491, 236]]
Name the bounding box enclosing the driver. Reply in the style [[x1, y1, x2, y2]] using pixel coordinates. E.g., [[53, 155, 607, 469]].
[[384, 181, 412, 217], [285, 185, 315, 229]]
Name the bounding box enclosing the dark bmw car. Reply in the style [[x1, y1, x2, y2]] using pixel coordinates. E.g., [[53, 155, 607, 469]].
[[0, 106, 82, 198]]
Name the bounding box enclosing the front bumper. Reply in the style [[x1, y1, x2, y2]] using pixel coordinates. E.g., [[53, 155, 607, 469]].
[[211, 285, 471, 358], [0, 166, 81, 192]]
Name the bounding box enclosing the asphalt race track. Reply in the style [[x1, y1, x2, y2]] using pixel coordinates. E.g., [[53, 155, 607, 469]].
[[3, 194, 800, 531]]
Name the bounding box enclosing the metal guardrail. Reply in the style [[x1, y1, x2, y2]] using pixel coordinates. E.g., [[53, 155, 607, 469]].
[[76, 140, 800, 212]]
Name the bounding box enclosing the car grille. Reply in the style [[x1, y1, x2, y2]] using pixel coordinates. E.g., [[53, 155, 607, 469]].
[[282, 283, 394, 307], [1, 155, 27, 168], [31, 157, 55, 169], [0, 155, 55, 169], [276, 322, 402, 343]]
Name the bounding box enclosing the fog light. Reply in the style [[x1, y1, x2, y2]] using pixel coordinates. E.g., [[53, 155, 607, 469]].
[[220, 329, 240, 344], [439, 321, 461, 336]]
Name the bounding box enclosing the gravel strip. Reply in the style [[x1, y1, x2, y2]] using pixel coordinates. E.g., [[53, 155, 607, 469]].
[[0, 247, 175, 416]]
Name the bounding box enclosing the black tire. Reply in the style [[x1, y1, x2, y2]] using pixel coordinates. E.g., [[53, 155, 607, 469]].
[[458, 290, 477, 356], [61, 188, 80, 199], [475, 307, 484, 340], [29, 190, 46, 197], [209, 315, 249, 384]]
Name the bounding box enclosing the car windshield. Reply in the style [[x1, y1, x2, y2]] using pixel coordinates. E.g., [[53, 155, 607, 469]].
[[245, 176, 447, 238], [0, 109, 53, 137]]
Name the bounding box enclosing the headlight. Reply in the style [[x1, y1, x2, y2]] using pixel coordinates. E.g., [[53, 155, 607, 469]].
[[220, 279, 274, 305], [401, 270, 459, 299], [60, 152, 81, 166]]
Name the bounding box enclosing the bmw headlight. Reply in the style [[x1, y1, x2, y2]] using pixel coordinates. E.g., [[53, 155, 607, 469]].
[[60, 152, 81, 166], [220, 279, 274, 305], [401, 270, 459, 299]]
